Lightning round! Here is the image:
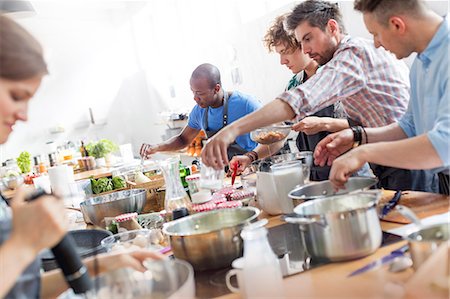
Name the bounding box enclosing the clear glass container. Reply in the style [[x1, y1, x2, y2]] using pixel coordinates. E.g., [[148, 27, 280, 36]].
[[199, 163, 224, 190], [159, 157, 192, 219]]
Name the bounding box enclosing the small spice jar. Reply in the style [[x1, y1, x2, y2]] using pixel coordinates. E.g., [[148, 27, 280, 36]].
[[115, 212, 142, 232]]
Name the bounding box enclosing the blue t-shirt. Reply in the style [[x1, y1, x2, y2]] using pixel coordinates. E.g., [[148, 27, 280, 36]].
[[398, 16, 450, 172], [188, 91, 262, 151]]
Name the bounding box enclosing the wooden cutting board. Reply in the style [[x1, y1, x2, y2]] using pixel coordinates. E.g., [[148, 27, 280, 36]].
[[378, 190, 449, 224]]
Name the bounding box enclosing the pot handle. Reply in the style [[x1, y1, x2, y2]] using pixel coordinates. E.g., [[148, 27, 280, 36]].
[[282, 215, 317, 225]]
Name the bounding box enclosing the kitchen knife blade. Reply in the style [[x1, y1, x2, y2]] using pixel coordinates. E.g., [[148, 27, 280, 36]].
[[348, 244, 409, 277]]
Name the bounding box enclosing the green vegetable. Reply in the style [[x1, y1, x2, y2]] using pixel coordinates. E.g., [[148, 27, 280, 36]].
[[91, 177, 113, 194], [111, 176, 126, 189], [16, 151, 31, 174], [106, 221, 118, 234], [85, 139, 118, 159]]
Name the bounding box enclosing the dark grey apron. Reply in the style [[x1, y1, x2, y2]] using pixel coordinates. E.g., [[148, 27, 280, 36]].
[[203, 91, 247, 161], [0, 195, 41, 299]]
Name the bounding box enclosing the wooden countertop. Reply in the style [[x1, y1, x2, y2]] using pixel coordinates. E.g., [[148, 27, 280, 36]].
[[73, 167, 112, 181], [66, 188, 449, 299]]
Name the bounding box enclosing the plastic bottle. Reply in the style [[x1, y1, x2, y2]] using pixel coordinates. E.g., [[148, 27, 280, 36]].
[[240, 223, 284, 298]]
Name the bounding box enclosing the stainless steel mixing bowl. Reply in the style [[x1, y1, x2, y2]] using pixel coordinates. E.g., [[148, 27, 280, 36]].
[[163, 207, 260, 271], [80, 189, 146, 227]]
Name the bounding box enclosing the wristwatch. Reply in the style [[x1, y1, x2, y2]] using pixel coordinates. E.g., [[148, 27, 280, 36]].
[[350, 126, 362, 148]]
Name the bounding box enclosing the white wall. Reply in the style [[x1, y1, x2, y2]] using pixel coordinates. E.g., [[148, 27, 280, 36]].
[[1, 0, 448, 162]]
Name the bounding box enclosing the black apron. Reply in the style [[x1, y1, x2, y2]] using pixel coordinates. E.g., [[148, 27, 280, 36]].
[[203, 91, 247, 161]]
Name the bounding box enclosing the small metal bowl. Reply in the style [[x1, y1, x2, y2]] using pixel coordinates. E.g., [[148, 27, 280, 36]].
[[250, 125, 291, 144], [80, 189, 146, 227]]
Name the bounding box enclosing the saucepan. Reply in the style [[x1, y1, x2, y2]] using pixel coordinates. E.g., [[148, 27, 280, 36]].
[[284, 191, 382, 261], [162, 207, 260, 271], [396, 205, 449, 270]]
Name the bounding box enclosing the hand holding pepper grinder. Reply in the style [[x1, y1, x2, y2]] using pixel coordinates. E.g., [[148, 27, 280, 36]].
[[27, 189, 93, 294]]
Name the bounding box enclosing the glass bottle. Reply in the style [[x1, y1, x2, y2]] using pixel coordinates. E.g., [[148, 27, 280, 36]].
[[240, 224, 284, 298], [160, 157, 192, 220]]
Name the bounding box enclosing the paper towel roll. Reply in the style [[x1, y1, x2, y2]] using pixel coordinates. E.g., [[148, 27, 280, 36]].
[[48, 165, 75, 197]]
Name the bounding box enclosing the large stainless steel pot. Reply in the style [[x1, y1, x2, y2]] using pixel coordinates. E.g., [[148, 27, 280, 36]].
[[285, 191, 382, 261], [288, 177, 378, 205], [162, 207, 260, 271], [406, 222, 449, 270]]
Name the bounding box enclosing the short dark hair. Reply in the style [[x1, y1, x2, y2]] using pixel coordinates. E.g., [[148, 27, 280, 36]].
[[191, 63, 221, 88], [354, 0, 425, 25], [263, 14, 300, 53], [286, 0, 346, 34]]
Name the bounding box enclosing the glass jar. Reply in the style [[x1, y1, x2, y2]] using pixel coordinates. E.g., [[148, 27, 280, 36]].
[[186, 174, 211, 204], [199, 163, 224, 191]]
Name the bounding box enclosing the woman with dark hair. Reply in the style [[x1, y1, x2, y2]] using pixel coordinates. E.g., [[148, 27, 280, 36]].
[[0, 15, 161, 298]]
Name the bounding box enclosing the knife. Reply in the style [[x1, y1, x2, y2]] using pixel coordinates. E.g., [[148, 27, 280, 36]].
[[380, 190, 402, 218], [348, 244, 409, 277]]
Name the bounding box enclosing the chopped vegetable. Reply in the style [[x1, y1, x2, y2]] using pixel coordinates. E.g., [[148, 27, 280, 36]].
[[111, 176, 126, 189], [91, 177, 113, 194]]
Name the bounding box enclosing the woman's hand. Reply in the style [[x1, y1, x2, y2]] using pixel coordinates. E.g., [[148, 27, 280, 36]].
[[9, 188, 67, 257], [84, 249, 165, 275]]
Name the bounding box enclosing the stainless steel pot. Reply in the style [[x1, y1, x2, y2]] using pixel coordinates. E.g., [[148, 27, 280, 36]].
[[162, 207, 260, 271], [285, 191, 382, 261], [406, 222, 449, 270], [289, 177, 378, 205], [80, 189, 146, 227]]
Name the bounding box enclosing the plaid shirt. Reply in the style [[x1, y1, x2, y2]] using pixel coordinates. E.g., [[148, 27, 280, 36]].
[[278, 36, 410, 127]]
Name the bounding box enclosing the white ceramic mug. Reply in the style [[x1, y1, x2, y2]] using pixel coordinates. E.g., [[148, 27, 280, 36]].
[[225, 257, 244, 293]]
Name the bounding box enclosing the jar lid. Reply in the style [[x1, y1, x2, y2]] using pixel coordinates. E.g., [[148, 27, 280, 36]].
[[186, 174, 200, 181], [115, 212, 138, 222]]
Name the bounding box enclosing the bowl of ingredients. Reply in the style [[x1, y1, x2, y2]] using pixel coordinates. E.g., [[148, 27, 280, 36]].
[[80, 189, 146, 227], [250, 125, 291, 144], [101, 229, 165, 252]]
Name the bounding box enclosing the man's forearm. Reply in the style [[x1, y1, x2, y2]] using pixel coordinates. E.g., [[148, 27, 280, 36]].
[[325, 118, 349, 133], [230, 99, 296, 137], [154, 135, 190, 152], [364, 123, 408, 144], [254, 139, 286, 160], [359, 134, 443, 169]]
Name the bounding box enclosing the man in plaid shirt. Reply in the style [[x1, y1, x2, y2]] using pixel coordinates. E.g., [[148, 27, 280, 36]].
[[202, 0, 424, 191]]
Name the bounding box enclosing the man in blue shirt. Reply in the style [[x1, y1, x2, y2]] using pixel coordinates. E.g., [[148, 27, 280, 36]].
[[141, 63, 261, 160], [314, 0, 449, 194]]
